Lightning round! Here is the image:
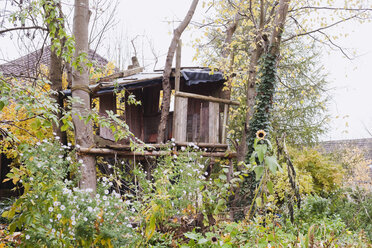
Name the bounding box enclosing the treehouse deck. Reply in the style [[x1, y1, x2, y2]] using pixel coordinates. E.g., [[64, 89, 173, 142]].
[[64, 66, 239, 158]]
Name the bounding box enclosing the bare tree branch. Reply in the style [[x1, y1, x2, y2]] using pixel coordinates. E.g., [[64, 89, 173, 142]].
[[0, 26, 47, 35], [283, 11, 365, 43], [157, 0, 199, 143], [290, 6, 372, 12]]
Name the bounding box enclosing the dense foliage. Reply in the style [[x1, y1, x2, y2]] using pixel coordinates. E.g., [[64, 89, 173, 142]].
[[1, 0, 372, 247]]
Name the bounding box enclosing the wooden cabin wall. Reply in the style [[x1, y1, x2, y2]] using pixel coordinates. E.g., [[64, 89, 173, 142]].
[[99, 93, 117, 140], [181, 80, 224, 144], [143, 86, 160, 143], [124, 89, 144, 141], [95, 79, 225, 145], [124, 85, 173, 143]]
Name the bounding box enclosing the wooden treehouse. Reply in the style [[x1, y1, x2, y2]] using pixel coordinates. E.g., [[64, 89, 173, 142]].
[[66, 62, 238, 159]]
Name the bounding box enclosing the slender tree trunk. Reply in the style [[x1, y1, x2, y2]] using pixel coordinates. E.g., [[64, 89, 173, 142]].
[[221, 13, 240, 101], [157, 0, 199, 143], [49, 1, 67, 145], [50, 49, 67, 145], [72, 0, 96, 192]]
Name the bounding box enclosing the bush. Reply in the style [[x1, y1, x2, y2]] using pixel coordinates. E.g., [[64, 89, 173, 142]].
[[2, 139, 141, 247], [329, 188, 372, 241], [289, 147, 344, 195]]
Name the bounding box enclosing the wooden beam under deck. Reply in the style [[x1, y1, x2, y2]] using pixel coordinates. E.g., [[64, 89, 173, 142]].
[[105, 142, 228, 150], [78, 147, 236, 158]]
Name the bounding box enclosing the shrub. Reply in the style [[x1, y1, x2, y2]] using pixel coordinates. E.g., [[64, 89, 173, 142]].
[[289, 147, 344, 195], [2, 139, 141, 247]]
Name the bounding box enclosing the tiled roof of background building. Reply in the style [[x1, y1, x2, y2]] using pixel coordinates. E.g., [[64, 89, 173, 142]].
[[0, 46, 109, 78]]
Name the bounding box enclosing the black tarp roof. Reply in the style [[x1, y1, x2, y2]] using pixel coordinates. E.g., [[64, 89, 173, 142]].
[[62, 69, 225, 96]]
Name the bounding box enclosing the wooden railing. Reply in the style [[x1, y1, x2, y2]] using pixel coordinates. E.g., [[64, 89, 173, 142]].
[[173, 92, 239, 144]]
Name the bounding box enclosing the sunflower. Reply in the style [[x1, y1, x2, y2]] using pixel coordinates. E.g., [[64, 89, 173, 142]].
[[256, 130, 266, 140]]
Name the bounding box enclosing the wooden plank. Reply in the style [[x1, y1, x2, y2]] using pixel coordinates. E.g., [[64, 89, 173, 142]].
[[173, 40, 182, 140], [105, 142, 227, 150], [99, 93, 117, 140], [192, 113, 199, 142], [200, 101, 209, 143], [176, 142, 228, 149], [175, 40, 182, 92], [175, 91, 239, 105], [78, 147, 236, 158], [222, 104, 229, 144], [173, 96, 188, 142], [125, 90, 144, 141], [209, 102, 220, 143], [92, 67, 144, 83]]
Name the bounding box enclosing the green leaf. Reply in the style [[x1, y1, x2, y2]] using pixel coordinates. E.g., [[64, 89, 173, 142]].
[[219, 174, 227, 181], [265, 156, 279, 174], [256, 196, 262, 207], [267, 181, 274, 195], [0, 101, 5, 111], [184, 232, 199, 240], [198, 238, 208, 244], [256, 144, 267, 163], [30, 118, 41, 130], [250, 151, 257, 165], [61, 124, 68, 132], [254, 166, 264, 181], [1, 210, 9, 218]]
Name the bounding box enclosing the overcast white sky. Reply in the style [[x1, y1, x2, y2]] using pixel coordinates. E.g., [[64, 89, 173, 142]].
[[1, 0, 372, 141], [114, 0, 372, 141]]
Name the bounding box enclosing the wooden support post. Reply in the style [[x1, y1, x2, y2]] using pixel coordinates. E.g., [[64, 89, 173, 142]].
[[174, 96, 188, 142], [209, 102, 219, 143], [222, 104, 229, 144], [175, 40, 182, 92], [173, 40, 186, 142]]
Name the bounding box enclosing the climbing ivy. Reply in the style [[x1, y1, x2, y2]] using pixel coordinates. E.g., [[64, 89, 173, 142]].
[[231, 52, 278, 221], [247, 53, 277, 157]]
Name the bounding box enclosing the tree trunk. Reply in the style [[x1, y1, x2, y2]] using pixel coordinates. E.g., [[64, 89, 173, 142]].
[[232, 0, 291, 221], [246, 0, 290, 155], [42, 1, 67, 145], [157, 0, 199, 143], [49, 1, 67, 145], [72, 0, 96, 192], [50, 49, 67, 145]]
